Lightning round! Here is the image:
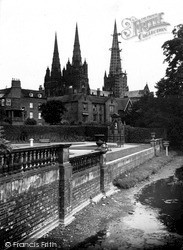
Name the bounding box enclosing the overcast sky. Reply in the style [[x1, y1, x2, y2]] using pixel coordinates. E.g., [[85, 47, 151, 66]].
[[0, 0, 182, 94]]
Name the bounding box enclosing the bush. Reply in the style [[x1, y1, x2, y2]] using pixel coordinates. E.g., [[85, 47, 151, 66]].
[[24, 118, 37, 125], [125, 126, 166, 143]]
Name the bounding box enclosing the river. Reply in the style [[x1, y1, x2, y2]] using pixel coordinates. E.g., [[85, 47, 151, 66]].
[[72, 166, 183, 249]]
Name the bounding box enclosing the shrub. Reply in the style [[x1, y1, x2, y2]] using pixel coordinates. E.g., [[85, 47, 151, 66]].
[[24, 118, 37, 125]]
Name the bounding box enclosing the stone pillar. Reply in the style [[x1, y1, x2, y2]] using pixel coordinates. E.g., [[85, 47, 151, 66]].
[[57, 144, 73, 225]]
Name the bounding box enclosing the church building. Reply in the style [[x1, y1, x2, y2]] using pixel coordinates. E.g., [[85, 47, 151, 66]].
[[44, 24, 90, 97], [103, 21, 128, 97]]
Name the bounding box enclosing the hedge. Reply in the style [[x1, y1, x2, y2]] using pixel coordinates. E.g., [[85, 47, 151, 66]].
[[124, 126, 166, 143], [2, 124, 108, 143], [2, 124, 165, 143]]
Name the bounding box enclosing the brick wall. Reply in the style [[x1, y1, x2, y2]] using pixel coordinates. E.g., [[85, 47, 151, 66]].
[[0, 143, 160, 246], [0, 165, 60, 246], [72, 165, 101, 210]]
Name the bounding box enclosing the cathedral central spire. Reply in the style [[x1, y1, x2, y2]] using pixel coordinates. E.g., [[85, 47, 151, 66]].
[[72, 24, 82, 66], [109, 20, 122, 75], [51, 33, 61, 73]]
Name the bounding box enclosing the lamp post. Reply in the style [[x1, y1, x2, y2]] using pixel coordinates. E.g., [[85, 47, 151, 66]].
[[163, 141, 169, 156], [150, 132, 156, 156]]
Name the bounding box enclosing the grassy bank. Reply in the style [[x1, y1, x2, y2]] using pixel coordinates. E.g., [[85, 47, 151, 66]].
[[113, 151, 176, 189]]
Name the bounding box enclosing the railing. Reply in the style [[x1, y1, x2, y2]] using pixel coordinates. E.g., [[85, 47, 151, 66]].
[[70, 151, 101, 174], [0, 144, 70, 176]]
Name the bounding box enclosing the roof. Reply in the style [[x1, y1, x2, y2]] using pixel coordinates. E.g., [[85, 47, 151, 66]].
[[48, 94, 84, 103], [49, 93, 109, 104], [90, 89, 110, 97], [116, 97, 132, 111], [124, 90, 143, 98], [0, 88, 11, 98], [21, 89, 46, 98]]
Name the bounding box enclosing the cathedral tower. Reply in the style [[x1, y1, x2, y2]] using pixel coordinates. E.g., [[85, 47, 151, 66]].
[[63, 24, 90, 95], [44, 33, 65, 96], [103, 21, 128, 97]]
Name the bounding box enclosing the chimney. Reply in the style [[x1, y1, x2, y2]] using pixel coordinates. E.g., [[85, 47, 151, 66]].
[[39, 85, 43, 91], [97, 88, 100, 97], [11, 79, 21, 98]]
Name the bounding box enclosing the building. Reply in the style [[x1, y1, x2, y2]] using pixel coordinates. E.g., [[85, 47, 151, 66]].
[[48, 89, 132, 125], [44, 24, 90, 97], [44, 22, 132, 125], [0, 79, 46, 125], [124, 84, 153, 102], [103, 21, 128, 98]]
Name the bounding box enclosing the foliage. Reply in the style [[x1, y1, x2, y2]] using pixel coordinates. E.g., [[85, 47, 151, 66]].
[[0, 125, 12, 153], [40, 100, 67, 125], [113, 151, 175, 189], [24, 118, 37, 125], [156, 24, 183, 97], [125, 125, 165, 143], [127, 95, 183, 147], [0, 106, 6, 122]]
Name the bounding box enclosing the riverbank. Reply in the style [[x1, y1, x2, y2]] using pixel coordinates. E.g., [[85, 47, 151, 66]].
[[113, 150, 175, 189], [37, 150, 183, 249]]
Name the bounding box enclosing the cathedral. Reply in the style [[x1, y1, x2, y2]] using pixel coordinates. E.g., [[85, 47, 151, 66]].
[[44, 24, 90, 97], [0, 22, 151, 125], [43, 22, 132, 124], [44, 21, 128, 99]]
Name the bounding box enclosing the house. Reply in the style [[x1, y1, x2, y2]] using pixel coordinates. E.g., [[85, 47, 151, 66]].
[[0, 79, 46, 125]]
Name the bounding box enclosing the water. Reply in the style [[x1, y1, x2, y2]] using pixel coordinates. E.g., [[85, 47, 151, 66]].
[[72, 166, 183, 249], [136, 166, 183, 235]]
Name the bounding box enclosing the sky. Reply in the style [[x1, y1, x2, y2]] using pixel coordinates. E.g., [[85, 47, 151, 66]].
[[0, 0, 183, 95]]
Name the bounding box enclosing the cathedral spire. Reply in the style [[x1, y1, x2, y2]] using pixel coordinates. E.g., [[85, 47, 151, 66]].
[[72, 23, 82, 66], [109, 20, 122, 75], [51, 33, 61, 73]]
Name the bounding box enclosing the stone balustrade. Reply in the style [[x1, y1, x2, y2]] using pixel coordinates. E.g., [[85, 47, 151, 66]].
[[70, 151, 101, 174], [0, 144, 71, 176]]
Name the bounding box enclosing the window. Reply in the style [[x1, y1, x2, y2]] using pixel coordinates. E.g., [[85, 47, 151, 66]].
[[30, 112, 33, 119], [30, 103, 33, 108], [38, 103, 42, 110], [93, 114, 97, 121], [82, 115, 88, 123], [6, 99, 11, 106], [83, 103, 88, 111], [109, 105, 114, 113], [99, 114, 102, 123], [1, 99, 5, 106], [38, 112, 42, 119], [38, 93, 42, 98], [93, 104, 97, 112]]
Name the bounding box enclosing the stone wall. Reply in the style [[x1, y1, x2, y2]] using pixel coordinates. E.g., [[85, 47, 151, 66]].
[[0, 142, 160, 246]]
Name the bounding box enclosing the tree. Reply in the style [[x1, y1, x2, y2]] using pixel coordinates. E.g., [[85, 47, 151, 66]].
[[156, 24, 183, 97], [40, 100, 67, 125], [0, 106, 6, 123], [0, 125, 12, 153]]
